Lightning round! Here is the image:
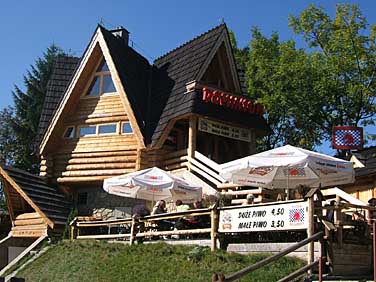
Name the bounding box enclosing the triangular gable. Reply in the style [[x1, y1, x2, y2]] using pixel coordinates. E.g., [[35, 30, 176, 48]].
[[151, 24, 228, 147], [0, 167, 54, 228], [39, 26, 146, 154], [195, 27, 241, 93]]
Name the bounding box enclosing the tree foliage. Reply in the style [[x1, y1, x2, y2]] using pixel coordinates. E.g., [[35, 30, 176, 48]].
[[289, 4, 376, 132], [3, 44, 65, 172], [235, 4, 376, 152], [245, 28, 324, 151], [0, 107, 16, 165]]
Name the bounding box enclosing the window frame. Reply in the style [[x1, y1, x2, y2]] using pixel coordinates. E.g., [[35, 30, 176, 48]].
[[63, 126, 76, 139], [76, 123, 120, 138], [121, 121, 133, 135], [78, 125, 97, 137], [82, 59, 117, 98], [98, 123, 118, 136]]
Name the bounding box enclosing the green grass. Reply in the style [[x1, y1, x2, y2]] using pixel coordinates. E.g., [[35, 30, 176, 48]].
[[16, 240, 305, 282]]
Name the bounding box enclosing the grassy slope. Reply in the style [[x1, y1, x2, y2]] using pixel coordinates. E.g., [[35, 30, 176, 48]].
[[17, 240, 305, 282]]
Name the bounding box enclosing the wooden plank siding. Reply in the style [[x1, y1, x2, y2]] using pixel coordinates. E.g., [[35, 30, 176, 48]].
[[42, 92, 139, 183], [11, 213, 48, 238]]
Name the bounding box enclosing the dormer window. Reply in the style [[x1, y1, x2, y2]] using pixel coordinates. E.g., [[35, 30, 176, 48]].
[[63, 126, 75, 139], [86, 60, 116, 96]]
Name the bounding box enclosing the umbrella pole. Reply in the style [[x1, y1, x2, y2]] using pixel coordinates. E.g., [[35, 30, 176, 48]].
[[286, 167, 290, 200]]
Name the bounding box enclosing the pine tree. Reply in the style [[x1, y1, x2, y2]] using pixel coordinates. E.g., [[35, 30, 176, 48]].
[[11, 44, 65, 172]]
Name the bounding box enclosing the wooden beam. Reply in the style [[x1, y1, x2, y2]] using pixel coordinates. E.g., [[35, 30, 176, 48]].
[[2, 180, 15, 224], [39, 29, 101, 155], [0, 167, 54, 228], [188, 116, 197, 159], [0, 235, 47, 276]]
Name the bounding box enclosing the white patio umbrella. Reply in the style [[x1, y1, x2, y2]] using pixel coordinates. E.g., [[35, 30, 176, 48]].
[[103, 167, 202, 203], [219, 144, 354, 189]]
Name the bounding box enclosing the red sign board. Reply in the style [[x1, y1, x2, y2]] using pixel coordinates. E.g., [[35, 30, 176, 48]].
[[332, 126, 363, 150], [202, 88, 264, 116]]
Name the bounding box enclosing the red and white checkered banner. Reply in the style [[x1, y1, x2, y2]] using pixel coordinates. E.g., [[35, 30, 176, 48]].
[[332, 126, 363, 150]]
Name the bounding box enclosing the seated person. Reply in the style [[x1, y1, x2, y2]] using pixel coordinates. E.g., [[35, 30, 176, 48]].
[[276, 193, 285, 201], [175, 200, 196, 229], [193, 200, 210, 228], [133, 204, 150, 219], [151, 200, 173, 231], [175, 200, 190, 212], [243, 194, 255, 205], [152, 200, 167, 215]]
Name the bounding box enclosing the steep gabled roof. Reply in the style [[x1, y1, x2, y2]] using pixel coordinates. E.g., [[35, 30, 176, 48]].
[[99, 26, 152, 141], [0, 166, 71, 227], [353, 146, 376, 177], [39, 24, 267, 150], [39, 26, 148, 153], [37, 56, 80, 143], [150, 24, 228, 146]]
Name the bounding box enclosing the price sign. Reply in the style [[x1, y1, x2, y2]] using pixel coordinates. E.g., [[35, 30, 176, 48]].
[[218, 201, 308, 233]]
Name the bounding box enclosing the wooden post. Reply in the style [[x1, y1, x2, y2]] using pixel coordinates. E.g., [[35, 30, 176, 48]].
[[130, 217, 137, 245], [307, 196, 315, 267], [211, 206, 218, 252], [318, 239, 323, 282], [70, 223, 75, 240], [188, 116, 197, 159], [373, 221, 376, 282], [334, 196, 343, 247], [211, 273, 224, 282]]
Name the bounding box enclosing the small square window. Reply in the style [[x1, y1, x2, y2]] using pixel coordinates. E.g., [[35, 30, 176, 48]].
[[98, 124, 117, 135], [63, 127, 75, 138], [79, 126, 96, 137], [122, 122, 133, 134]]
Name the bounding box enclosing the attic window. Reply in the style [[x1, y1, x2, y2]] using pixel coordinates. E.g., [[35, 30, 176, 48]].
[[86, 60, 116, 96], [121, 122, 133, 134], [98, 124, 117, 135], [63, 126, 75, 139], [79, 125, 96, 137]]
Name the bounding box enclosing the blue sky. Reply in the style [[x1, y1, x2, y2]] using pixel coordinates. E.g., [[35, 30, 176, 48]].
[[1, 0, 375, 153]]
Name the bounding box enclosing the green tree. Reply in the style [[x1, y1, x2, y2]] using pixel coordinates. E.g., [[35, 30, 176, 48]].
[[289, 4, 376, 154], [11, 44, 65, 172], [0, 107, 16, 165], [245, 28, 324, 151]]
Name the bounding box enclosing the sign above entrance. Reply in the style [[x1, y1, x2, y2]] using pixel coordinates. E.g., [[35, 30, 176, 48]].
[[218, 201, 308, 233], [198, 118, 252, 142], [202, 88, 264, 116]]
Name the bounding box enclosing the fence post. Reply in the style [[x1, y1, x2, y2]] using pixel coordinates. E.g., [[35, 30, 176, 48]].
[[70, 219, 76, 240], [334, 196, 343, 247], [130, 217, 137, 245], [318, 238, 323, 282], [307, 196, 315, 268], [211, 205, 219, 252], [211, 273, 225, 282]]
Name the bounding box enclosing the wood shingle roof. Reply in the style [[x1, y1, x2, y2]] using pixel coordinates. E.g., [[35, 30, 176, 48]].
[[37, 56, 80, 143], [151, 24, 226, 145], [1, 166, 71, 226], [37, 23, 268, 148]]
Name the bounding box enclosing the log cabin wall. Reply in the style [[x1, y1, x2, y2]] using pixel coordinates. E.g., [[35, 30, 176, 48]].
[[40, 94, 139, 184], [342, 176, 376, 204]]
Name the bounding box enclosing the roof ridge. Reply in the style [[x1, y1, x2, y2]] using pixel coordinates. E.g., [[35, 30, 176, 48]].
[[154, 23, 226, 63]]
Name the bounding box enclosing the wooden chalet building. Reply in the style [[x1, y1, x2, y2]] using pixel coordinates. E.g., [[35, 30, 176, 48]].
[[1, 23, 269, 239], [341, 146, 376, 203]]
